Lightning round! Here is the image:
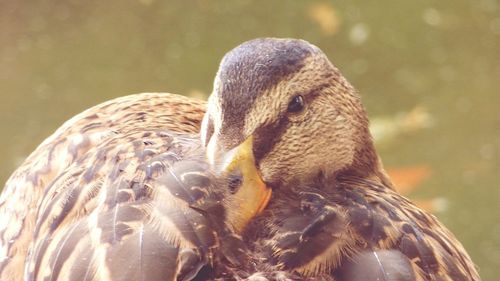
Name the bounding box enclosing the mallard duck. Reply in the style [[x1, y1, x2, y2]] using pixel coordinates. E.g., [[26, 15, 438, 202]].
[[0, 93, 271, 280], [203, 38, 480, 280], [0, 37, 480, 281]]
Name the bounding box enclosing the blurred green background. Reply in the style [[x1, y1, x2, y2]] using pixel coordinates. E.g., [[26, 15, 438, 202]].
[[1, 1, 499, 279]]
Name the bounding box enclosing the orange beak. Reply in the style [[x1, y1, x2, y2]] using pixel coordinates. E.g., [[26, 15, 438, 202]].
[[211, 136, 272, 233]]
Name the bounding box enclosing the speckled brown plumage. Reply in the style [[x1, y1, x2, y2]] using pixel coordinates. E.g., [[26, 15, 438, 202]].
[[242, 176, 477, 281], [0, 93, 221, 280], [24, 133, 222, 281]]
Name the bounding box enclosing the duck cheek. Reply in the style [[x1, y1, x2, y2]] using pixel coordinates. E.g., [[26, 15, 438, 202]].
[[255, 153, 297, 187], [256, 156, 279, 187], [254, 153, 288, 187]]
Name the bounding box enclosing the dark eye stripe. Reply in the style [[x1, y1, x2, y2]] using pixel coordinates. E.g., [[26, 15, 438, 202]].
[[253, 117, 289, 167]]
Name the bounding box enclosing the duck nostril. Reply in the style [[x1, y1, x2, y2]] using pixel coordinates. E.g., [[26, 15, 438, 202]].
[[227, 173, 243, 194]]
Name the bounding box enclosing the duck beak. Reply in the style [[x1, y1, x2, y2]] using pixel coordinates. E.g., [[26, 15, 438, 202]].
[[208, 136, 272, 232]]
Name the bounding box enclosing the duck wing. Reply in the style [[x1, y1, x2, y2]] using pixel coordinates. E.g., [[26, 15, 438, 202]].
[[0, 93, 207, 280]]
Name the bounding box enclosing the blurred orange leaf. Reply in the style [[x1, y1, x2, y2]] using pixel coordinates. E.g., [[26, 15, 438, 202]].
[[307, 2, 341, 36], [387, 165, 446, 213], [387, 165, 432, 195]]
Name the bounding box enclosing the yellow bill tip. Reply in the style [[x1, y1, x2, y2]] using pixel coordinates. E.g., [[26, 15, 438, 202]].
[[219, 136, 272, 233]]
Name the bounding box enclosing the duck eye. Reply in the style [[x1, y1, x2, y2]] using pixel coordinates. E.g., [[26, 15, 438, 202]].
[[287, 95, 304, 113]]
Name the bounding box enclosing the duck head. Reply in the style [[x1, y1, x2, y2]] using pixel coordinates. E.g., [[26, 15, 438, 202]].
[[202, 38, 391, 188]]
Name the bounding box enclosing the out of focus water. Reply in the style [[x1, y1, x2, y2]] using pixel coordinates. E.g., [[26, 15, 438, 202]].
[[1, 1, 499, 279]]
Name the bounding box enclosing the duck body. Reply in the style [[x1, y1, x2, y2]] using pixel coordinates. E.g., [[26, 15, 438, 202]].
[[0, 93, 228, 280]]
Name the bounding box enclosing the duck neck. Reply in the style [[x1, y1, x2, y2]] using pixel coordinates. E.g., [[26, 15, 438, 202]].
[[339, 136, 394, 189]]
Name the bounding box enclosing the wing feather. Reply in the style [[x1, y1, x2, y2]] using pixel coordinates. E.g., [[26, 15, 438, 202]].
[[0, 93, 213, 280], [255, 177, 479, 281]]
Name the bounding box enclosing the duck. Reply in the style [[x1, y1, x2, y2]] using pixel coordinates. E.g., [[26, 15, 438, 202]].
[[0, 37, 480, 281], [0, 93, 272, 280], [203, 38, 480, 281]]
